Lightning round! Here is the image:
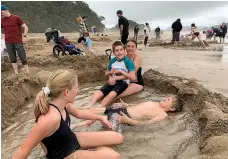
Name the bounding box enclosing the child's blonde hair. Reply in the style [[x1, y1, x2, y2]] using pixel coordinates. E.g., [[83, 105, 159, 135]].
[[34, 70, 78, 121]]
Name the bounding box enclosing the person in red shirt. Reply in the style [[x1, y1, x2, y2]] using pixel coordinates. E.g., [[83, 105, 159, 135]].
[[1, 5, 29, 74]]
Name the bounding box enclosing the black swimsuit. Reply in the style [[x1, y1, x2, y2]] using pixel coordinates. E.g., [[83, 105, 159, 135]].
[[130, 56, 144, 86], [41, 104, 80, 159], [104, 106, 131, 120]]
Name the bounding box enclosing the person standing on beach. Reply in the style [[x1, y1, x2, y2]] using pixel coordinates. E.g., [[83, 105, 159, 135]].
[[144, 23, 150, 47], [78, 16, 88, 38], [134, 25, 139, 41], [1, 5, 29, 74], [116, 10, 129, 45], [155, 26, 161, 40], [171, 18, 182, 45], [220, 22, 227, 43]]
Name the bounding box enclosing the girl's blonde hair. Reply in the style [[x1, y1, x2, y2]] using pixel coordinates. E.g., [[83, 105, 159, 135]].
[[34, 70, 78, 121], [76, 16, 82, 23]]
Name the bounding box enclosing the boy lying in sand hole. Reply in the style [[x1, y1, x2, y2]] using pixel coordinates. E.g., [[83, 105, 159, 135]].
[[73, 97, 183, 132], [88, 41, 136, 108]]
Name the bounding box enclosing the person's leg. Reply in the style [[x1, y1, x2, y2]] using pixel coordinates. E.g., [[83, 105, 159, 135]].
[[174, 32, 179, 45], [136, 33, 138, 41], [172, 32, 175, 44], [100, 81, 128, 107], [6, 43, 18, 74], [213, 35, 217, 42], [197, 35, 206, 48], [100, 91, 118, 107], [15, 43, 29, 73], [75, 147, 120, 159], [118, 83, 143, 98], [89, 90, 104, 107], [191, 34, 196, 41], [144, 36, 148, 47], [76, 131, 124, 148], [224, 34, 226, 43], [89, 83, 113, 107], [176, 32, 180, 44], [121, 35, 128, 45]]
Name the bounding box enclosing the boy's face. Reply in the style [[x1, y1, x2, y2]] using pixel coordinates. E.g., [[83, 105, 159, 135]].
[[114, 45, 125, 60]]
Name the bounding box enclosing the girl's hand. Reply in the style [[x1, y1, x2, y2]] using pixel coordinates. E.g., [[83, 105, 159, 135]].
[[99, 116, 113, 130]]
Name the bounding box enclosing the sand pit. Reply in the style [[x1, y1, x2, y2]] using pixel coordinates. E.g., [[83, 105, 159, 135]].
[[2, 68, 228, 158], [143, 69, 228, 159]]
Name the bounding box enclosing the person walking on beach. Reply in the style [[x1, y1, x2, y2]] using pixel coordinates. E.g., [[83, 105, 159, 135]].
[[155, 26, 161, 40], [1, 5, 29, 74], [134, 25, 139, 41], [220, 22, 227, 43], [171, 18, 182, 45], [144, 23, 150, 47], [116, 10, 129, 45]]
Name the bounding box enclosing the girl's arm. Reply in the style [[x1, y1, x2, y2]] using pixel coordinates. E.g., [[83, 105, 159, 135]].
[[67, 103, 102, 120]]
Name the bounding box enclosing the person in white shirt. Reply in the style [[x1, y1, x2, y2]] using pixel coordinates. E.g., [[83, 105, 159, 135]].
[[144, 23, 150, 47], [1, 34, 8, 57]]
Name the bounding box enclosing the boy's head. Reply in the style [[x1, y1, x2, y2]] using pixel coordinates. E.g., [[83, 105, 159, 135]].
[[1, 5, 10, 18], [112, 41, 125, 60], [116, 10, 123, 18], [160, 97, 183, 112]]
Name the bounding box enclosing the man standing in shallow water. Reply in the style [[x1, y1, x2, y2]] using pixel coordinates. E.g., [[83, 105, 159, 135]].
[[116, 10, 129, 45], [1, 5, 29, 74]]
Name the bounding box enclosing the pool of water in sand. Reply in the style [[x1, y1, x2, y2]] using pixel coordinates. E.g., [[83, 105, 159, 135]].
[[2, 82, 200, 159]]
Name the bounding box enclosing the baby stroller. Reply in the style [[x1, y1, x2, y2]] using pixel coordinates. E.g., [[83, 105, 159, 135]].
[[45, 28, 84, 57]]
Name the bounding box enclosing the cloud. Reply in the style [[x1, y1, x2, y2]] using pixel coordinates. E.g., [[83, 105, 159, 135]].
[[86, 1, 228, 29]]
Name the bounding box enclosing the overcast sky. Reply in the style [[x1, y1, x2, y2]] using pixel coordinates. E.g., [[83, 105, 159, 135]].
[[85, 1, 228, 29]]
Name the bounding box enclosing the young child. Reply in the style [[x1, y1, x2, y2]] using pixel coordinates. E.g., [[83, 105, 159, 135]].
[[89, 41, 136, 107], [84, 32, 93, 52]]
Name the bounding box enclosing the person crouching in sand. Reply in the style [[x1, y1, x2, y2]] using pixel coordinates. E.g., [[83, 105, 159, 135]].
[[189, 23, 206, 48]]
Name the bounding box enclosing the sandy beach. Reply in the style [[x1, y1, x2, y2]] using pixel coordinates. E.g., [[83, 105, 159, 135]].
[[2, 30, 228, 159]]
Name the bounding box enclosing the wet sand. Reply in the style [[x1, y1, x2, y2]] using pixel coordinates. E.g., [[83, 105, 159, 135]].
[[2, 83, 200, 159]]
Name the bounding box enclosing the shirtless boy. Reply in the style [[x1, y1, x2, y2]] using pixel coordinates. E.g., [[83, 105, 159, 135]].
[[74, 97, 183, 127]]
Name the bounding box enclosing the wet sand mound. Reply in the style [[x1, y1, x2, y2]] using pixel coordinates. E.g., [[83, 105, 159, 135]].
[[1, 74, 42, 129], [91, 36, 113, 43], [143, 69, 228, 159], [1, 54, 109, 73], [1, 55, 109, 129], [24, 38, 47, 50]]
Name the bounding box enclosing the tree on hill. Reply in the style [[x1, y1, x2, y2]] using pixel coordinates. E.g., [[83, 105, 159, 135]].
[[2, 1, 105, 33]]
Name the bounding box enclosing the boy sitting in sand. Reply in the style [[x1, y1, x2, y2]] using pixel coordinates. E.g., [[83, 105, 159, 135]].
[[73, 97, 183, 130], [88, 41, 136, 108]]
